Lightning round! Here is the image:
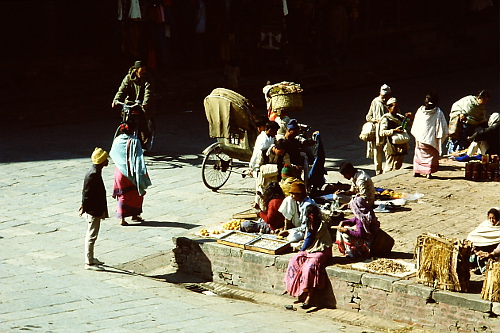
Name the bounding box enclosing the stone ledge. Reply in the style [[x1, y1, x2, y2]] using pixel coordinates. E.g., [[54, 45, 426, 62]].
[[172, 234, 499, 332], [433, 290, 492, 313]]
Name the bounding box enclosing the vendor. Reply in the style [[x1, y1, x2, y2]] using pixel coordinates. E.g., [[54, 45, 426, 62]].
[[335, 196, 380, 258], [284, 204, 332, 309], [240, 182, 285, 234], [467, 208, 500, 274], [278, 182, 317, 242], [334, 162, 376, 207]]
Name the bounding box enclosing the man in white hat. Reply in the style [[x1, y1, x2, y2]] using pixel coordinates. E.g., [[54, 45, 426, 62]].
[[80, 147, 109, 270], [365, 84, 391, 175]]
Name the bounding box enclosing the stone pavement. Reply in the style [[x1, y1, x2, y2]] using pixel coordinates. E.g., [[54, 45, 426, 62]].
[[0, 65, 497, 332]]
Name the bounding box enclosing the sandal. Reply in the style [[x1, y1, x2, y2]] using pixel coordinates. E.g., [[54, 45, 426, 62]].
[[131, 216, 144, 222], [301, 303, 313, 309], [121, 220, 129, 226]]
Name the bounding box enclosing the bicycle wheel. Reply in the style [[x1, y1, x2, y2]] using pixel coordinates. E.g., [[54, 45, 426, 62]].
[[202, 145, 232, 191]]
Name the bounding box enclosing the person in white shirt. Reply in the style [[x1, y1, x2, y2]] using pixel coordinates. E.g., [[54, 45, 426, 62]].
[[249, 121, 279, 173], [334, 162, 376, 207]]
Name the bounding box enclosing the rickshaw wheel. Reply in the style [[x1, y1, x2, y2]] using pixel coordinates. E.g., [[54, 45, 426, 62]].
[[202, 146, 232, 191]]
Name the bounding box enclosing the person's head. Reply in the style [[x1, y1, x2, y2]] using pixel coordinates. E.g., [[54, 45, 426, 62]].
[[305, 204, 321, 230], [262, 181, 285, 210], [477, 90, 490, 105], [424, 92, 439, 109], [91, 147, 109, 167], [288, 181, 307, 202], [380, 84, 392, 102], [285, 119, 300, 138], [133, 60, 147, 78], [272, 139, 286, 156], [118, 121, 136, 135], [339, 161, 356, 180], [386, 97, 398, 114], [265, 121, 280, 138], [281, 164, 294, 179], [488, 208, 500, 226], [255, 116, 268, 132]]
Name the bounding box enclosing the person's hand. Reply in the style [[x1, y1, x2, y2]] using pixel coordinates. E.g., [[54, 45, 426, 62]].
[[338, 227, 348, 233], [252, 202, 260, 210], [335, 189, 344, 195], [404, 112, 412, 118], [79, 206, 83, 217], [477, 250, 491, 259], [394, 127, 403, 133], [459, 114, 467, 121]]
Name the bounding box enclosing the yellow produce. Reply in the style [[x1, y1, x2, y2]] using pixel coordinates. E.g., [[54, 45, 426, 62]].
[[222, 219, 243, 230]]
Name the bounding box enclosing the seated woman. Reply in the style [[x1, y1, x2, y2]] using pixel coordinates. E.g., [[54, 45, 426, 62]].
[[336, 196, 380, 258], [240, 182, 285, 234], [467, 208, 500, 274], [284, 204, 332, 309]]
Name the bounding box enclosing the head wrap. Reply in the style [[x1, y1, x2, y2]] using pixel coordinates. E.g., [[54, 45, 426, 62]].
[[281, 165, 292, 175], [286, 119, 299, 130], [134, 60, 144, 69], [488, 113, 500, 127], [91, 147, 108, 165], [386, 97, 397, 105], [288, 181, 306, 194], [349, 196, 378, 234], [380, 84, 391, 96]]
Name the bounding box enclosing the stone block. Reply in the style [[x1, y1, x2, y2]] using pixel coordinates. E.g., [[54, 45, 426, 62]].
[[492, 302, 500, 315], [392, 279, 413, 294], [406, 283, 434, 300], [433, 290, 492, 313], [361, 273, 399, 291], [327, 266, 363, 284]]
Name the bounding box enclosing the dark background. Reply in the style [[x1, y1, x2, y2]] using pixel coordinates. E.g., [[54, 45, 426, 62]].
[[0, 0, 498, 125]]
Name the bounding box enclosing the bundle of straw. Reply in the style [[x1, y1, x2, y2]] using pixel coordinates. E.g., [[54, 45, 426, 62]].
[[415, 233, 472, 292], [481, 258, 500, 301]]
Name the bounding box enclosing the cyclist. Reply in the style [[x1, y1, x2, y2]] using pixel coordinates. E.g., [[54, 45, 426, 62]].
[[112, 61, 155, 145]]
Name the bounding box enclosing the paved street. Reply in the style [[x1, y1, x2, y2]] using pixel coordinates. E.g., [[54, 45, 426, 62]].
[[0, 65, 497, 332]]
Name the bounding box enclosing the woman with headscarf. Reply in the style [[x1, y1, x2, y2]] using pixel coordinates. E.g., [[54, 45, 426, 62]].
[[110, 123, 152, 226], [335, 196, 380, 257], [411, 92, 449, 179], [284, 204, 332, 309], [467, 208, 500, 274]]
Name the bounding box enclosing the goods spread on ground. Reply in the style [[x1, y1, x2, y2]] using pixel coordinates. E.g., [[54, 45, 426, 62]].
[[375, 188, 403, 199], [217, 231, 291, 254], [222, 219, 243, 230], [351, 258, 416, 278], [415, 233, 472, 292]]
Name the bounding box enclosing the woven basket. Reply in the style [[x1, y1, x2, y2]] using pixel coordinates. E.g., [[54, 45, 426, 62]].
[[270, 93, 303, 114]]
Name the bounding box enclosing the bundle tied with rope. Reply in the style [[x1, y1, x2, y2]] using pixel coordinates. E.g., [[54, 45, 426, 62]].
[[415, 233, 472, 292], [481, 257, 500, 301]]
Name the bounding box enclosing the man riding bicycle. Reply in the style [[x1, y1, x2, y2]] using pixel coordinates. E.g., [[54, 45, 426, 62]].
[[112, 61, 155, 146]]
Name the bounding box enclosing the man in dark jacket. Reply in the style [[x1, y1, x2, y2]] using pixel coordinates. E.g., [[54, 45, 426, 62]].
[[112, 60, 154, 119], [80, 148, 109, 270]]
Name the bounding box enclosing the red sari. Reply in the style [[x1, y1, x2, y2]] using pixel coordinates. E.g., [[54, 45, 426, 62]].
[[112, 167, 144, 218]]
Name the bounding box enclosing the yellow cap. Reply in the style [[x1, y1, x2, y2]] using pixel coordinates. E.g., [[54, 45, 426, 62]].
[[91, 147, 108, 165]]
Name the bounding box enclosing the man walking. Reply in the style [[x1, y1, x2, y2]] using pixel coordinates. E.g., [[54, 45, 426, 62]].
[[80, 147, 109, 270]]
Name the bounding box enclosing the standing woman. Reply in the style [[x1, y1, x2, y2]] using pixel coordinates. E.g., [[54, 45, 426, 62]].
[[379, 97, 411, 173], [110, 123, 152, 226], [411, 92, 449, 179], [284, 204, 332, 309], [366, 84, 391, 175]]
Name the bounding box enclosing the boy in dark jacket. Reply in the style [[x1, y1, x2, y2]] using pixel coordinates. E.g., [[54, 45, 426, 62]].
[[80, 148, 109, 270]]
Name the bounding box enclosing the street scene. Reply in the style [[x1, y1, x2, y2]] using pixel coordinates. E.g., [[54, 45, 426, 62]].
[[1, 1, 499, 332]]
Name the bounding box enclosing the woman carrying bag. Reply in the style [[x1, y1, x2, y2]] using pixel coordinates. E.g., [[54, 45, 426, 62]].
[[379, 97, 412, 173]]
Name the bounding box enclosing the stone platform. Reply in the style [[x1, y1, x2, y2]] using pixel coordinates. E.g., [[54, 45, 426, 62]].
[[172, 232, 500, 333]]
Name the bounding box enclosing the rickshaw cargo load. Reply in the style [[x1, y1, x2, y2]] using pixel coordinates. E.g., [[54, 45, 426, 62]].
[[270, 93, 303, 114], [204, 88, 257, 139]]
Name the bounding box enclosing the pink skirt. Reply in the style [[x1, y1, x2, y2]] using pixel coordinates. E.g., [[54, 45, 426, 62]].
[[112, 167, 144, 218], [413, 142, 439, 175], [284, 247, 332, 297]]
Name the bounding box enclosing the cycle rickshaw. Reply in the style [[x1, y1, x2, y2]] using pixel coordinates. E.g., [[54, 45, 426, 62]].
[[201, 88, 259, 191]]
